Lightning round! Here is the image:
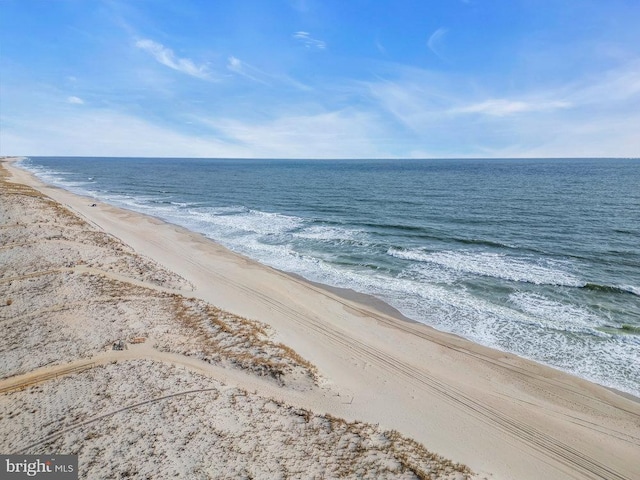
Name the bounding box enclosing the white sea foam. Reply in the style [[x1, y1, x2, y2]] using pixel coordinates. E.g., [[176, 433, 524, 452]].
[[382, 280, 639, 395], [399, 263, 459, 285], [22, 163, 101, 198], [621, 285, 640, 296], [387, 247, 581, 286], [186, 207, 304, 237], [295, 225, 364, 242], [508, 292, 606, 331]]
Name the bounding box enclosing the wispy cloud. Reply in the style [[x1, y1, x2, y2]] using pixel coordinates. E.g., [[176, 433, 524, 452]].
[[451, 99, 571, 116], [293, 31, 326, 50], [67, 96, 84, 105], [375, 38, 387, 55], [566, 60, 640, 105], [2, 108, 253, 157], [365, 73, 455, 132], [363, 58, 640, 157], [226, 55, 311, 90], [196, 109, 389, 158], [2, 84, 391, 158], [227, 56, 270, 85], [135, 38, 211, 79], [427, 27, 448, 60]]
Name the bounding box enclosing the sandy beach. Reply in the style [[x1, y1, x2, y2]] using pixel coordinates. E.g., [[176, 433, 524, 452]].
[[2, 157, 639, 479]]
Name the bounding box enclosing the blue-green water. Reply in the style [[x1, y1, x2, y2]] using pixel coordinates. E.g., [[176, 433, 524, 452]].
[[19, 157, 640, 396]]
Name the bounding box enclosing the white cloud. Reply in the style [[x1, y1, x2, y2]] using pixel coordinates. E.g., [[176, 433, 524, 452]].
[[67, 96, 84, 105], [1, 101, 393, 159], [427, 27, 448, 60], [226, 56, 270, 85], [476, 112, 640, 158], [566, 61, 640, 105], [227, 56, 241, 70], [135, 38, 211, 79], [451, 99, 571, 116], [364, 59, 640, 157], [226, 56, 312, 90], [365, 76, 454, 132], [1, 109, 252, 157], [293, 31, 326, 50], [194, 109, 391, 158]]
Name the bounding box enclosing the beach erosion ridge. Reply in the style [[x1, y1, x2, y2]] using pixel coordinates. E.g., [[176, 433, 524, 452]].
[[1, 157, 639, 479]]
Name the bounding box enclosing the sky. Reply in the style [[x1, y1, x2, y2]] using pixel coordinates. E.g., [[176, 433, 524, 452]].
[[1, 0, 640, 159]]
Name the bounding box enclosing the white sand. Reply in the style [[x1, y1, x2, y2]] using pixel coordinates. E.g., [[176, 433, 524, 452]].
[[2, 158, 639, 479], [2, 360, 472, 479]]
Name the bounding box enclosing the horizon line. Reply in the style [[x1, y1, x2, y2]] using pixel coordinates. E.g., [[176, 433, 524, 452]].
[[5, 155, 640, 161]]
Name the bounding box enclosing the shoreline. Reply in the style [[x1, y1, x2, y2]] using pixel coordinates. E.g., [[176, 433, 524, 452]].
[[300, 268, 640, 406], [4, 157, 640, 479], [12, 156, 639, 402], [286, 271, 420, 324], [0, 159, 477, 479]]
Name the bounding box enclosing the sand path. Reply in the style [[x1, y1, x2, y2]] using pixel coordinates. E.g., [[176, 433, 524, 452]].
[[0, 341, 334, 408], [1, 342, 356, 452]]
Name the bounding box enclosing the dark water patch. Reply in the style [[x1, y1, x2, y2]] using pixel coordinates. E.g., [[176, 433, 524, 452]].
[[614, 229, 636, 235], [582, 283, 640, 296], [598, 324, 640, 335], [455, 237, 517, 250], [358, 222, 430, 234], [621, 324, 640, 334]]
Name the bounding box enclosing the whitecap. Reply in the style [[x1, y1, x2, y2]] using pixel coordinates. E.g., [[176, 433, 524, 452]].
[[508, 292, 606, 331], [387, 247, 581, 286]]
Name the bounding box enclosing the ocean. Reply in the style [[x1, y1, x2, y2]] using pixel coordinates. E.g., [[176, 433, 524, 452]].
[[18, 157, 640, 396]]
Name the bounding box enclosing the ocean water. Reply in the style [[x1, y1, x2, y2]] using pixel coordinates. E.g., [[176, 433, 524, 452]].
[[19, 157, 640, 396]]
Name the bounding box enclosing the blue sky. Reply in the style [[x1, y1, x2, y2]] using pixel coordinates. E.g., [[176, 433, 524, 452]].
[[1, 0, 639, 158]]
